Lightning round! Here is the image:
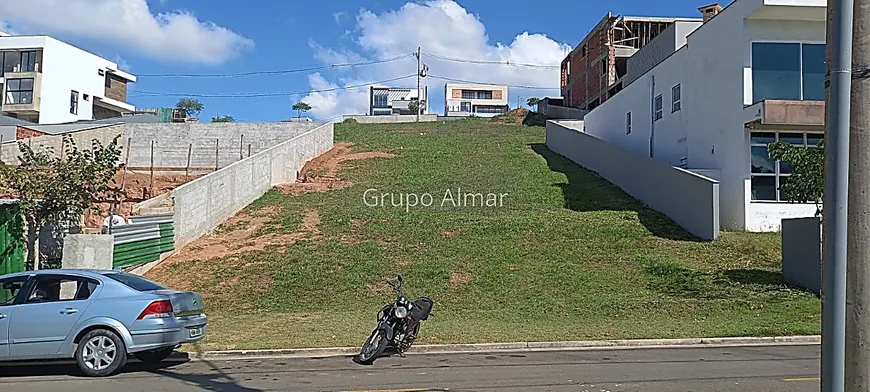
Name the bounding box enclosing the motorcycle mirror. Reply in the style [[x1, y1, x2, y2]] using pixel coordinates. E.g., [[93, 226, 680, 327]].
[[397, 274, 403, 283]]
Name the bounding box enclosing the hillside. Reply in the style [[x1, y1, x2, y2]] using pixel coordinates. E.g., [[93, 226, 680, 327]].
[[146, 120, 820, 351]]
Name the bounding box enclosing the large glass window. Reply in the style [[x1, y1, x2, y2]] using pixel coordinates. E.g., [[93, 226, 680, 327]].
[[5, 78, 34, 105], [19, 51, 36, 72], [2, 51, 19, 76], [752, 42, 826, 103], [373, 94, 388, 108], [461, 90, 493, 100], [750, 131, 823, 202]]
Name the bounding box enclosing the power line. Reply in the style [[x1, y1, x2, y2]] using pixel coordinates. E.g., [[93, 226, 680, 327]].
[[422, 51, 560, 69], [128, 74, 418, 98], [137, 54, 415, 78], [427, 74, 558, 90]]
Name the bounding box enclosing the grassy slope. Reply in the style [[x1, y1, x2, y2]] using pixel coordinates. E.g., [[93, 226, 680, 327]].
[[149, 120, 820, 351]]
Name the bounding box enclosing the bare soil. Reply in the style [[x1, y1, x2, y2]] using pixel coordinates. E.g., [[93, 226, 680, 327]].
[[448, 271, 473, 290], [277, 142, 395, 196]]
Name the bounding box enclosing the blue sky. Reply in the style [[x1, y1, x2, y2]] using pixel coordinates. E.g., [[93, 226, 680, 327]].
[[1, 0, 720, 122]]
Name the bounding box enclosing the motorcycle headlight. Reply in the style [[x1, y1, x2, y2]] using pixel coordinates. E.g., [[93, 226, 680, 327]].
[[394, 306, 409, 318]]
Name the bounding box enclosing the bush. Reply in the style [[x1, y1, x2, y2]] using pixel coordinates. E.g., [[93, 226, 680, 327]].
[[522, 112, 547, 127], [342, 118, 359, 124]]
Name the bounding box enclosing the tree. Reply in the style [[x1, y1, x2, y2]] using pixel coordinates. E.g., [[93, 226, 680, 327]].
[[0, 135, 125, 269], [176, 98, 204, 118], [527, 97, 541, 108], [767, 139, 825, 215], [211, 115, 234, 123], [292, 102, 312, 118], [408, 99, 426, 115]]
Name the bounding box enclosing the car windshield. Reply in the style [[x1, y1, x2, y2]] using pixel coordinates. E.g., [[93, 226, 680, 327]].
[[105, 273, 167, 291]]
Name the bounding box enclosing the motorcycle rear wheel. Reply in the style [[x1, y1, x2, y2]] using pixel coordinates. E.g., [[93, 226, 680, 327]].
[[359, 328, 387, 364]]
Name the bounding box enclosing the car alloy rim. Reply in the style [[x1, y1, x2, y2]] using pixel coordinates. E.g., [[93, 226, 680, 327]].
[[83, 336, 117, 371]]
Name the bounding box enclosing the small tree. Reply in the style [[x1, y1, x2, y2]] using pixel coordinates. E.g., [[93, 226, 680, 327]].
[[527, 97, 541, 108], [408, 99, 426, 115], [211, 115, 234, 123], [176, 98, 204, 119], [0, 135, 124, 269], [767, 139, 825, 215], [292, 102, 312, 118]]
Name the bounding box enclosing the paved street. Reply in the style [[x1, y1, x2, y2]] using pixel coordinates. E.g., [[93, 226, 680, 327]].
[[0, 345, 820, 391]]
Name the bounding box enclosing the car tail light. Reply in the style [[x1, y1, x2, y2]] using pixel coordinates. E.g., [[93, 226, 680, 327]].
[[137, 300, 174, 320]]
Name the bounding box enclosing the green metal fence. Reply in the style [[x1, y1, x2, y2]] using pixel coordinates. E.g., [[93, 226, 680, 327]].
[[0, 203, 25, 276], [112, 215, 175, 268]]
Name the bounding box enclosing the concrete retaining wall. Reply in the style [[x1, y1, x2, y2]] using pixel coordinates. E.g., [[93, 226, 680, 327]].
[[781, 217, 821, 294], [61, 234, 113, 270], [171, 122, 334, 248], [546, 120, 720, 240], [1, 122, 324, 170], [343, 114, 438, 124], [543, 105, 588, 120]]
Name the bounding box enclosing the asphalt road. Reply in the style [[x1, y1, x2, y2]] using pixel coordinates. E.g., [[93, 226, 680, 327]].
[[0, 345, 820, 392]]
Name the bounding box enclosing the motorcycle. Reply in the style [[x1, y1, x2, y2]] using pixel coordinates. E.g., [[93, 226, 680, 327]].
[[358, 275, 433, 364]]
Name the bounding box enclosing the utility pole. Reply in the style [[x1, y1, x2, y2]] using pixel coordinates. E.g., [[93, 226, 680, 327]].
[[416, 46, 422, 123], [822, 0, 853, 390], [846, 0, 869, 390]]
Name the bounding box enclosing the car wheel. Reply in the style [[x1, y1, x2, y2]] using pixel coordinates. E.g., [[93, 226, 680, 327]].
[[134, 347, 175, 364], [75, 329, 128, 377]]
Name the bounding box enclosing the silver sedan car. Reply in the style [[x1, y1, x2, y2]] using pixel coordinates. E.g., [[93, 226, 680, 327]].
[[0, 269, 207, 377]]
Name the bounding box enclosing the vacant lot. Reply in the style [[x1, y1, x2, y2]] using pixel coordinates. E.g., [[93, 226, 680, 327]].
[[146, 120, 820, 351]]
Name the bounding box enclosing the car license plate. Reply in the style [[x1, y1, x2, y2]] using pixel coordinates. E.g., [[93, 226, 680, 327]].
[[189, 327, 203, 338]]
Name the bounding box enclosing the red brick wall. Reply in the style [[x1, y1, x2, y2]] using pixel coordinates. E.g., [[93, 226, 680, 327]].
[[16, 126, 46, 140], [562, 21, 611, 109]]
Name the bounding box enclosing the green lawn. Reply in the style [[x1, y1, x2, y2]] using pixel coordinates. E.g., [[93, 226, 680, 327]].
[[147, 120, 820, 352]]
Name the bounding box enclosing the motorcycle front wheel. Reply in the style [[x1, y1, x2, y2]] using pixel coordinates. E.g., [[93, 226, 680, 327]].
[[358, 328, 387, 364]]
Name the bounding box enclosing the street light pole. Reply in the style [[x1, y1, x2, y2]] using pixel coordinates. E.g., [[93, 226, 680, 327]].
[[822, 0, 854, 390], [846, 0, 870, 389]]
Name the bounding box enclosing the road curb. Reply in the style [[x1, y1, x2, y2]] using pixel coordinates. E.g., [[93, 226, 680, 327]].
[[175, 335, 821, 361]]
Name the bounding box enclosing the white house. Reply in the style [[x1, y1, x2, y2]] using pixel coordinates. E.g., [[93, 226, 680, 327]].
[[582, 0, 826, 232], [369, 86, 429, 116], [0, 34, 137, 125], [444, 83, 509, 117]]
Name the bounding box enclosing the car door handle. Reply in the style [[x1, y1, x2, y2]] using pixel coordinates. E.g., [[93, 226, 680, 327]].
[[60, 308, 78, 315]]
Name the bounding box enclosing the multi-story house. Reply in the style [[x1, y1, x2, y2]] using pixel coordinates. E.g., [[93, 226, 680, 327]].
[[369, 86, 429, 116], [581, 0, 827, 232], [443, 83, 509, 118], [560, 13, 702, 111], [0, 32, 137, 124]]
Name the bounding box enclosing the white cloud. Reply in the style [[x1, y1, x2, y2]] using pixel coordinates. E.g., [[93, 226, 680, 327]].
[[0, 0, 253, 66], [301, 0, 571, 120], [333, 11, 349, 24]]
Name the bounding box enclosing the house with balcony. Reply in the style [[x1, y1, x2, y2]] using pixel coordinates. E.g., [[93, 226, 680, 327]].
[[0, 32, 137, 124], [581, 0, 827, 232], [444, 83, 509, 118], [369, 86, 429, 116]]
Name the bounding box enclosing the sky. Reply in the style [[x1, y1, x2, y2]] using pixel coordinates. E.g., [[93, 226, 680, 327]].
[[0, 0, 718, 122]]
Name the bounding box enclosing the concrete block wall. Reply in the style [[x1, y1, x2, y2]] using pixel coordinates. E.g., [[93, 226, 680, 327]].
[[1, 124, 124, 164], [172, 122, 334, 248], [343, 114, 438, 124], [546, 120, 720, 240], [61, 234, 114, 270]]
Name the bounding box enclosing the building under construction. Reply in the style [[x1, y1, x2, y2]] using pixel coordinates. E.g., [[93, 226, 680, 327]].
[[560, 13, 704, 111]]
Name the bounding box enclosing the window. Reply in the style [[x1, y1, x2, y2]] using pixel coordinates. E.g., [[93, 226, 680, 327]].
[[26, 276, 98, 303], [672, 84, 681, 112], [373, 94, 388, 108], [601, 59, 607, 75], [19, 51, 36, 72], [5, 78, 34, 105], [1, 51, 19, 76], [461, 90, 493, 100], [0, 277, 27, 306], [750, 131, 823, 201], [626, 111, 632, 134], [474, 105, 507, 114], [105, 273, 166, 292], [461, 90, 475, 99], [460, 101, 472, 112], [581, 43, 588, 57], [654, 94, 663, 121], [105, 73, 112, 88], [70, 90, 79, 115], [751, 42, 826, 103]]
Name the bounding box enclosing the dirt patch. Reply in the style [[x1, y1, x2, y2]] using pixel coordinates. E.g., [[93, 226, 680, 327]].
[[396, 257, 413, 268], [277, 142, 395, 196], [367, 283, 394, 296], [81, 171, 201, 229], [440, 229, 461, 238], [490, 108, 530, 125], [449, 271, 473, 290]]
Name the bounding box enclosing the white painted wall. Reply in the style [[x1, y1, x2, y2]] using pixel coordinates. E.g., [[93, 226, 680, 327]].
[[578, 0, 826, 232], [0, 36, 135, 124]]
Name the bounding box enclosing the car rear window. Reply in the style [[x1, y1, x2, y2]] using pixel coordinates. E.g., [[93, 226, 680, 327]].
[[105, 273, 167, 291]]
